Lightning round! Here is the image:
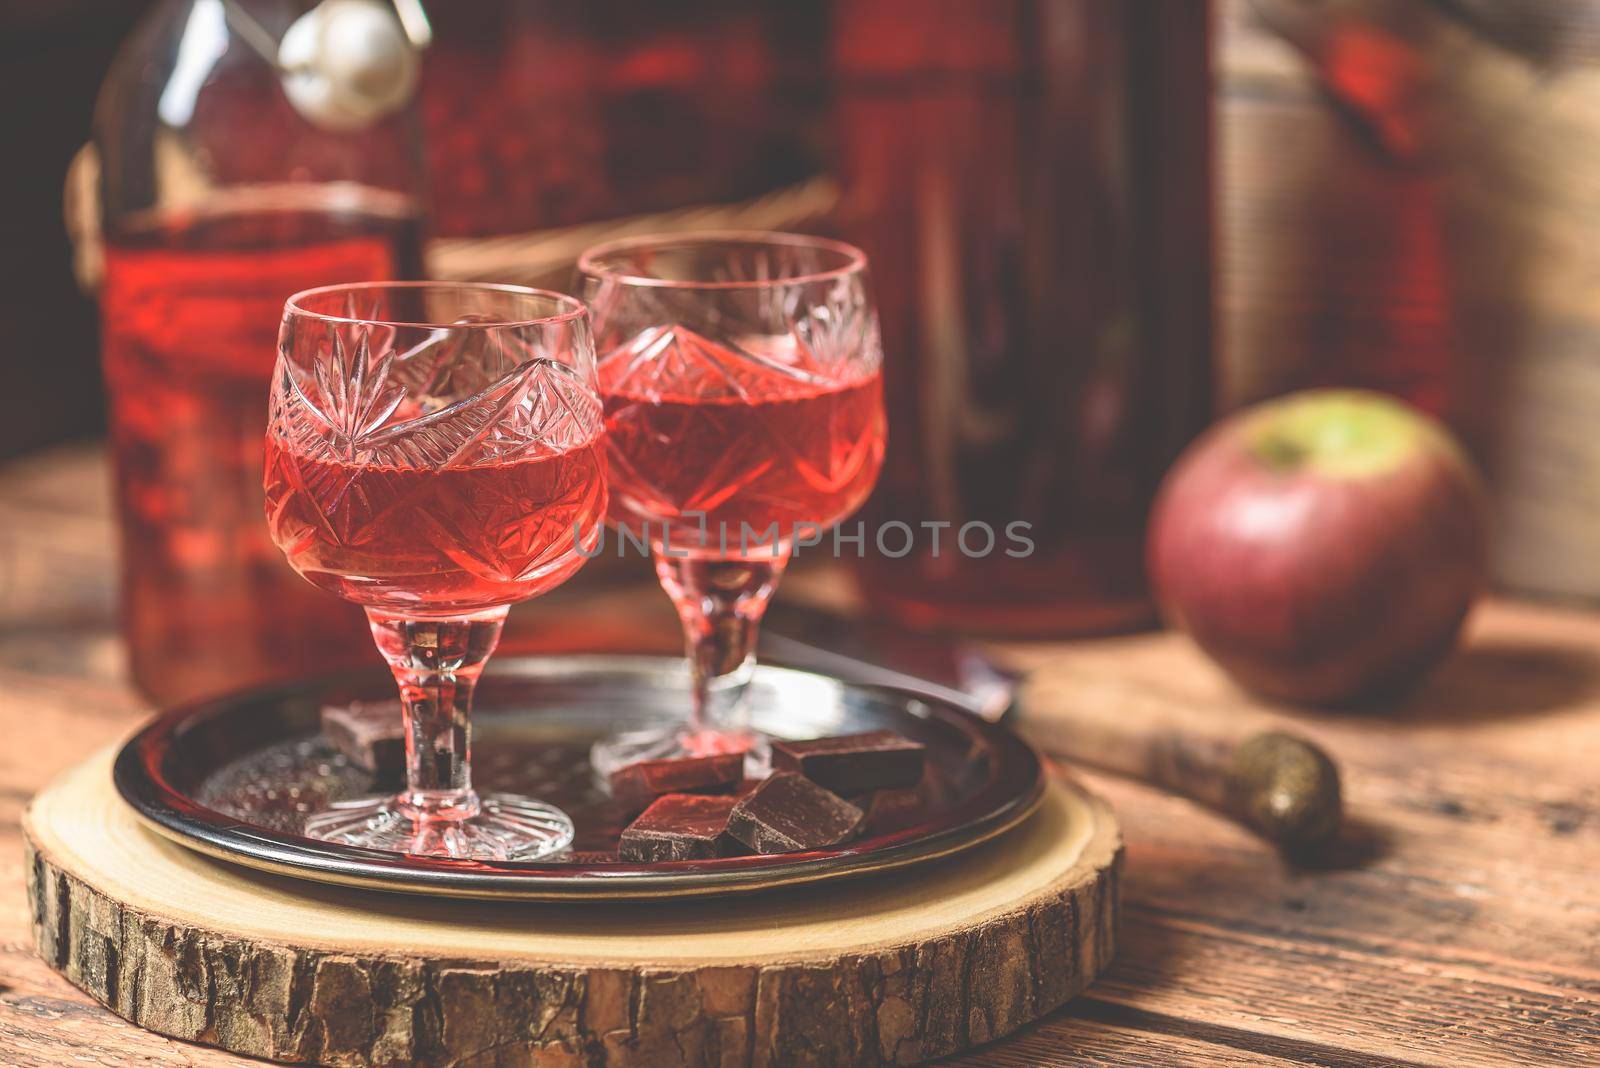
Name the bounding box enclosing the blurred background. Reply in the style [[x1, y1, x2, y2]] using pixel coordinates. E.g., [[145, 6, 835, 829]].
[[6, 0, 1600, 703]]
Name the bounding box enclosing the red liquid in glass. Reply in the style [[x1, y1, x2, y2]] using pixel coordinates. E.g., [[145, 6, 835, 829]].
[[100, 201, 422, 703], [264, 436, 608, 615], [599, 330, 885, 556]]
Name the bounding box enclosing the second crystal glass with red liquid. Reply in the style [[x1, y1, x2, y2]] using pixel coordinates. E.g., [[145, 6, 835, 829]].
[[579, 232, 887, 774], [265, 282, 607, 860]]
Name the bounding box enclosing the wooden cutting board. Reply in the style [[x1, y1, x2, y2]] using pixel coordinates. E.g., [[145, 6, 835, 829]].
[[24, 747, 1120, 1067]]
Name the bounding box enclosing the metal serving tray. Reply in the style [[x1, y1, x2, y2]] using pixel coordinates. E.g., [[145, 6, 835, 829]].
[[113, 654, 1044, 901]]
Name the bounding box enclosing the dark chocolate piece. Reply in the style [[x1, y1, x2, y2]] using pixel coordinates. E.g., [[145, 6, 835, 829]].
[[726, 773, 864, 854], [619, 793, 741, 862], [857, 784, 934, 836], [608, 752, 745, 814], [320, 700, 405, 776], [771, 730, 926, 794]]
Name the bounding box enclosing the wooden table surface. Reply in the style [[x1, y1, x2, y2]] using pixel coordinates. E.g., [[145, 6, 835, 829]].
[[3, 444, 1599, 1067]]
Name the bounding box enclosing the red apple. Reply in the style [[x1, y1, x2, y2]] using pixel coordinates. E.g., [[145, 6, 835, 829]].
[[1147, 389, 1488, 705]]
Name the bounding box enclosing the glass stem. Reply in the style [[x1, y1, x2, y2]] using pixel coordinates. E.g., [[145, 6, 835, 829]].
[[364, 606, 508, 822], [654, 554, 787, 742]]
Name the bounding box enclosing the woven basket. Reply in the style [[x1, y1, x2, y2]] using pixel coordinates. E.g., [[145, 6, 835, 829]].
[[65, 143, 839, 294]]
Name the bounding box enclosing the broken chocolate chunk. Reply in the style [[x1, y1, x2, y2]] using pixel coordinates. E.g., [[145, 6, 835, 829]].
[[619, 793, 741, 862], [726, 773, 864, 854], [320, 700, 405, 777], [857, 784, 935, 836], [771, 730, 926, 794], [608, 752, 745, 814]]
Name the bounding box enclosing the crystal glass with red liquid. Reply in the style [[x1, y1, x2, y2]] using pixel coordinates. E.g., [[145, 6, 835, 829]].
[[577, 233, 886, 773], [266, 283, 607, 859]]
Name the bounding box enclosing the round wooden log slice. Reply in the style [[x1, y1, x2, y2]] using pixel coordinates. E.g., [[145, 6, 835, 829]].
[[24, 748, 1122, 1067]]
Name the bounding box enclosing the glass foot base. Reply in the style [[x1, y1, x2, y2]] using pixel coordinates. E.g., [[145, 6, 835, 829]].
[[590, 727, 771, 782], [303, 792, 574, 861]]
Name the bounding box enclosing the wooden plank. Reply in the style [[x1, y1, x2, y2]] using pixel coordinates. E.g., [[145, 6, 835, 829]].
[[947, 999, 1302, 1067]]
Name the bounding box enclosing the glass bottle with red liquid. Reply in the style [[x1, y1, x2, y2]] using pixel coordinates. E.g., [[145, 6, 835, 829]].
[[418, 0, 1215, 637], [833, 0, 1215, 634], [94, 0, 428, 703]]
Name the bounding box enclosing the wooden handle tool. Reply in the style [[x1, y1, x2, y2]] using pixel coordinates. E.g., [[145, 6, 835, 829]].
[[1016, 661, 1342, 849]]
